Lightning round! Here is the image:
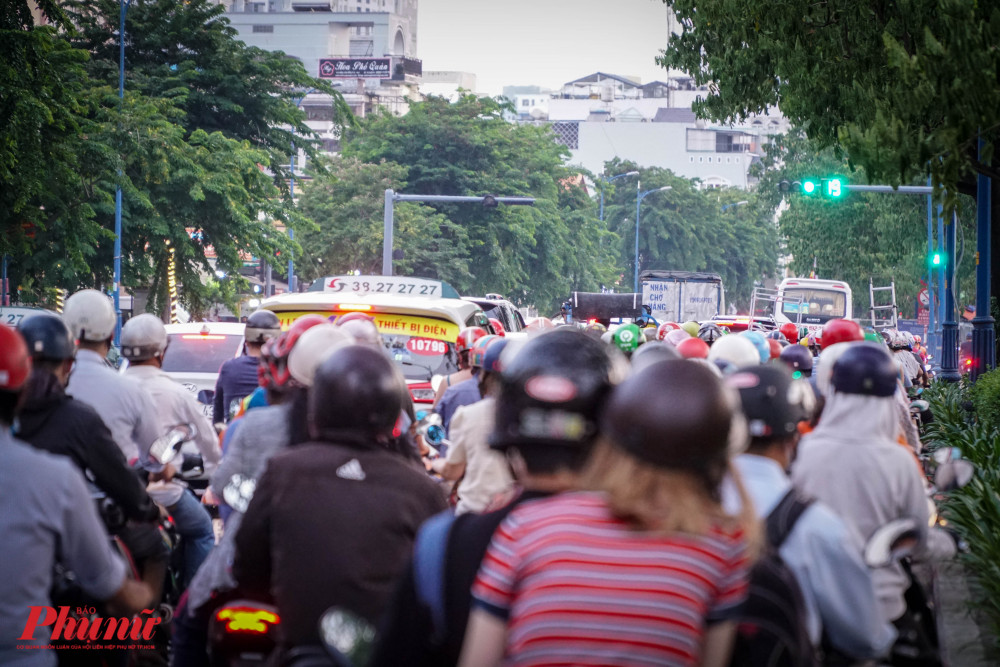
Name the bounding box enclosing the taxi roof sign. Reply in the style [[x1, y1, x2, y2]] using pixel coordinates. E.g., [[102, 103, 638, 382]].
[[308, 275, 461, 299]]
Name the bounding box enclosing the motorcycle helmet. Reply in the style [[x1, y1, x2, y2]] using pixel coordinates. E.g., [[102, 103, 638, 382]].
[[491, 329, 617, 453], [630, 340, 681, 373], [642, 327, 658, 343], [740, 331, 770, 364], [488, 318, 506, 337], [681, 320, 701, 337], [900, 331, 915, 350], [814, 342, 855, 397], [120, 313, 168, 361], [765, 330, 787, 342], [708, 334, 760, 369], [778, 344, 814, 377], [612, 323, 643, 354], [663, 328, 691, 348], [19, 314, 75, 361], [469, 334, 501, 369], [585, 321, 607, 335], [481, 338, 510, 374], [698, 322, 724, 345], [821, 319, 863, 350], [863, 327, 884, 345], [261, 314, 328, 389], [727, 365, 813, 439], [656, 322, 680, 340], [63, 289, 116, 343], [830, 342, 898, 397], [779, 322, 800, 344], [334, 311, 375, 326], [309, 345, 407, 443], [337, 318, 381, 348], [456, 326, 489, 357], [676, 337, 710, 359], [766, 338, 783, 360], [601, 359, 735, 473], [0, 325, 32, 391], [244, 309, 281, 345], [287, 323, 355, 387]]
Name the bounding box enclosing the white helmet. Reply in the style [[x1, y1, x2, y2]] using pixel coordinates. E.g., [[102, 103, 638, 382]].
[[287, 324, 355, 387], [814, 341, 853, 397], [707, 334, 760, 368], [63, 289, 116, 343], [120, 314, 168, 361], [337, 318, 381, 348]]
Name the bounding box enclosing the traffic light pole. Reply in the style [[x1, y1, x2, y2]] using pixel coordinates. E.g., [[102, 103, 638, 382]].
[[940, 210, 961, 381], [382, 190, 535, 276]]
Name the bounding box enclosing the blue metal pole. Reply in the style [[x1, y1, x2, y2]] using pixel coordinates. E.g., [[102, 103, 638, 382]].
[[288, 143, 296, 293], [971, 138, 995, 379], [113, 0, 129, 343], [937, 203, 945, 342], [634, 184, 641, 292], [941, 209, 961, 381], [926, 179, 937, 367]]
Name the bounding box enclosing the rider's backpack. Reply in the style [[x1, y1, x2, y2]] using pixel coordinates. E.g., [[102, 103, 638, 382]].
[[730, 488, 818, 667]]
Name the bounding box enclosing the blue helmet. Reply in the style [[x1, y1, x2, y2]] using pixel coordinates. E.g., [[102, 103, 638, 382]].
[[831, 343, 897, 397], [19, 314, 75, 361], [740, 331, 770, 364]]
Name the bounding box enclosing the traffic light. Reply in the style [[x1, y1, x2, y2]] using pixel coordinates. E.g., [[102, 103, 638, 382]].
[[801, 179, 818, 195], [824, 177, 844, 198], [778, 177, 847, 198], [930, 251, 943, 267]]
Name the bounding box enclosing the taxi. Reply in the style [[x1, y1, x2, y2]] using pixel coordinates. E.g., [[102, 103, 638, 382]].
[[261, 275, 490, 405]]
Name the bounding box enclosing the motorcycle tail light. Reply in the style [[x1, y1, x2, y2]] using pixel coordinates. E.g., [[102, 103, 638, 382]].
[[409, 382, 435, 403], [215, 607, 280, 634]]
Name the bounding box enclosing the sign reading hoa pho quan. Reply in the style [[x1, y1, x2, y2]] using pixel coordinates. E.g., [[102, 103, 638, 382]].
[[318, 58, 392, 79]]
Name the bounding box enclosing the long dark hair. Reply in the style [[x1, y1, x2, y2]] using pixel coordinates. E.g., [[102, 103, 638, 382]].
[[20, 363, 66, 405]]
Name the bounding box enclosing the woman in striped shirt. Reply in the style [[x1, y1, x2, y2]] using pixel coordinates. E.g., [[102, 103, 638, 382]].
[[461, 359, 758, 667]]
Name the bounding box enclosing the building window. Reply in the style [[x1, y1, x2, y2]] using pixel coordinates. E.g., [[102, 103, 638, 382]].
[[699, 157, 703, 163], [252, 24, 274, 33], [689, 156, 694, 163]]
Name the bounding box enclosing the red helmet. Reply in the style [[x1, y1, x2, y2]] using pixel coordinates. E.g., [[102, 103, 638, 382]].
[[0, 325, 31, 391], [821, 318, 863, 350], [656, 322, 680, 340], [260, 314, 327, 389], [766, 338, 783, 360], [779, 322, 799, 344], [334, 311, 375, 326], [456, 326, 489, 355], [488, 318, 506, 337], [469, 334, 501, 369], [675, 337, 710, 359]]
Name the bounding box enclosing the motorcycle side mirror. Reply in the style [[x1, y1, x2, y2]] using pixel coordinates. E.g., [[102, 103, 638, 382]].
[[864, 518, 921, 568], [149, 423, 195, 465], [934, 459, 975, 492], [932, 447, 962, 465], [197, 389, 215, 405], [318, 607, 376, 664]]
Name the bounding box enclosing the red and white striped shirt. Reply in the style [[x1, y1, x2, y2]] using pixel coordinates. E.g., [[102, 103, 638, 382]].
[[472, 491, 750, 666]]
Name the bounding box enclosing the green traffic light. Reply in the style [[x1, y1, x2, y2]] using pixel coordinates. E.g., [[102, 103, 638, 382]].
[[825, 178, 844, 198], [931, 252, 942, 266], [801, 180, 818, 194]]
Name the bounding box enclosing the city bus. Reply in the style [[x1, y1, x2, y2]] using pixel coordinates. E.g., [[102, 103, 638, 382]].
[[774, 278, 853, 338]]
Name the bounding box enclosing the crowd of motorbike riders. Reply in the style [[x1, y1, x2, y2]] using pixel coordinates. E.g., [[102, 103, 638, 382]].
[[0, 287, 960, 667]]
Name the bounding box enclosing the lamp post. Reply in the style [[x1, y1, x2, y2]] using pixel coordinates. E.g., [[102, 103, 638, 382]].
[[634, 184, 672, 292], [113, 0, 135, 344], [599, 171, 639, 222], [288, 87, 318, 293]]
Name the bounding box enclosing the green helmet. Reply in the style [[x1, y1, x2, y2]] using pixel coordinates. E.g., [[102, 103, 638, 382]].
[[681, 320, 700, 337], [612, 323, 643, 354], [864, 327, 884, 345]]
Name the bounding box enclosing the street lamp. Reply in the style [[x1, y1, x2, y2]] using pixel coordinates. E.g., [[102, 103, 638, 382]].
[[599, 171, 639, 221], [634, 184, 672, 292], [288, 87, 319, 293], [113, 0, 135, 344]]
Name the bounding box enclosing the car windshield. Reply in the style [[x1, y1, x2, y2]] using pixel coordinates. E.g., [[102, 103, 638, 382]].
[[162, 333, 244, 373], [780, 289, 847, 323]]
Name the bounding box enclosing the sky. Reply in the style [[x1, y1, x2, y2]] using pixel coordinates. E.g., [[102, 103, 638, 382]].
[[416, 0, 671, 96]]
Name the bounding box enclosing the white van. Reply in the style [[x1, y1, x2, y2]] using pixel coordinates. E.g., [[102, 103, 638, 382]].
[[774, 278, 853, 337]]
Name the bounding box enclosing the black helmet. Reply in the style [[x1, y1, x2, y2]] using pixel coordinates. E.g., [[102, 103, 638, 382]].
[[244, 310, 281, 345], [491, 329, 615, 452], [601, 359, 734, 473], [309, 345, 406, 443], [765, 330, 788, 342], [831, 342, 897, 397], [630, 340, 680, 374], [727, 365, 812, 439], [778, 344, 813, 377], [698, 322, 724, 344], [19, 314, 75, 361]]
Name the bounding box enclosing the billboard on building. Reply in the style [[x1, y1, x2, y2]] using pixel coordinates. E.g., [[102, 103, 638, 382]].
[[319, 58, 392, 79]]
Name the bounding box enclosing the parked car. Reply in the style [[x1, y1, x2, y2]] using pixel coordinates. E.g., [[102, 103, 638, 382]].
[[462, 294, 526, 334]]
